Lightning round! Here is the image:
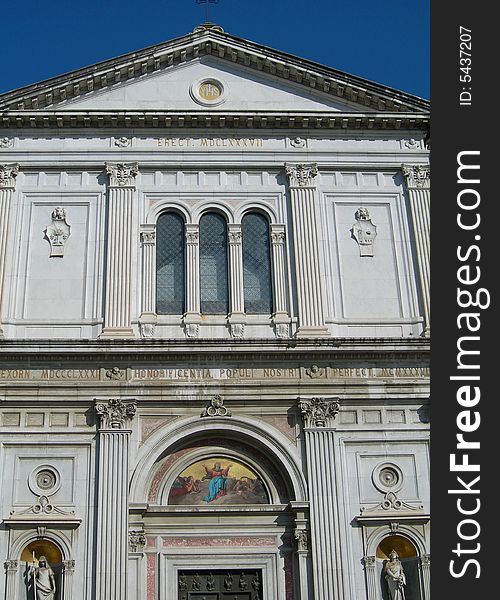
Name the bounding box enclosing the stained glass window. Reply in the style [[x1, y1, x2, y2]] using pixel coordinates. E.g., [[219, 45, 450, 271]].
[[156, 212, 185, 314], [242, 213, 273, 313], [200, 213, 229, 314]]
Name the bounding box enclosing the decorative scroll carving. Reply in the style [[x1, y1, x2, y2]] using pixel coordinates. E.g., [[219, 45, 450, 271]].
[[271, 231, 286, 245], [128, 530, 146, 553], [421, 554, 430, 566], [229, 322, 245, 338], [95, 398, 136, 429], [351, 207, 377, 257], [4, 560, 18, 570], [140, 231, 156, 245], [0, 137, 13, 148], [0, 163, 19, 188], [201, 395, 232, 418], [290, 136, 306, 148], [44, 207, 71, 257], [228, 230, 242, 244], [364, 555, 376, 568], [139, 322, 155, 338], [294, 529, 308, 551], [285, 162, 318, 187], [305, 365, 324, 378], [184, 322, 199, 338], [185, 229, 199, 244], [360, 491, 423, 514], [106, 162, 138, 187], [401, 164, 430, 189], [114, 137, 131, 148], [404, 138, 420, 149], [63, 559, 76, 572], [105, 367, 126, 381], [10, 495, 75, 517], [274, 322, 289, 339], [299, 397, 340, 427]]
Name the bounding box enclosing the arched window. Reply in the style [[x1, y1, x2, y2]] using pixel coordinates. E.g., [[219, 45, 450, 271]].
[[200, 213, 229, 314], [156, 212, 185, 314], [242, 213, 273, 313]]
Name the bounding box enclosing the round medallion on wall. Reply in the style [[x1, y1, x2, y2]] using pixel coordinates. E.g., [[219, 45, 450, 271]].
[[190, 77, 227, 107], [372, 462, 403, 494], [28, 465, 61, 497]]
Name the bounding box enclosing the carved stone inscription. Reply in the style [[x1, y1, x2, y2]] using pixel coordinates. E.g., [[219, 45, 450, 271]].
[[0, 366, 429, 381]]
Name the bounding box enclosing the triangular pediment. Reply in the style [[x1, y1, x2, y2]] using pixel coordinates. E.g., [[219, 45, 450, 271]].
[[0, 26, 429, 115]]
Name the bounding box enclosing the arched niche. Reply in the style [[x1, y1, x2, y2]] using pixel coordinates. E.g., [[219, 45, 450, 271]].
[[377, 535, 422, 600], [18, 538, 64, 600], [130, 415, 306, 505]]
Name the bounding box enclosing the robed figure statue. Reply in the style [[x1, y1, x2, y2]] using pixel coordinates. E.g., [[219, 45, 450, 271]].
[[31, 556, 56, 600], [384, 550, 406, 600]]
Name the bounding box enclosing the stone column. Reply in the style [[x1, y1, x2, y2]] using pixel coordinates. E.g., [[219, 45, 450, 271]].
[[285, 164, 329, 337], [95, 398, 137, 600], [0, 163, 19, 337], [62, 559, 76, 600], [227, 224, 246, 338], [183, 223, 202, 338], [4, 559, 18, 599], [290, 501, 311, 600], [402, 164, 430, 336], [270, 225, 291, 338], [100, 163, 138, 338], [138, 226, 156, 338], [421, 554, 430, 600], [299, 397, 342, 600], [363, 556, 377, 600]]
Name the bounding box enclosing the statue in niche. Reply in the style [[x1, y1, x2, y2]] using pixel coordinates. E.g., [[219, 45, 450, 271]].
[[351, 206, 377, 257], [384, 550, 406, 600], [224, 573, 233, 590], [31, 556, 56, 600]]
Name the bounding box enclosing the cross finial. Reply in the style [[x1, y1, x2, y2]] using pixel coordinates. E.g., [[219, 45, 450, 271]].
[[196, 0, 220, 23]]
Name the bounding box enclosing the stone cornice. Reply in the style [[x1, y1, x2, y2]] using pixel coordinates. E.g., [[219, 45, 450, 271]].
[[0, 111, 429, 131], [0, 28, 429, 113]]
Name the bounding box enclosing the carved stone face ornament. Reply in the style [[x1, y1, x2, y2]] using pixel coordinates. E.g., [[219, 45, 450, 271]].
[[44, 207, 71, 258]]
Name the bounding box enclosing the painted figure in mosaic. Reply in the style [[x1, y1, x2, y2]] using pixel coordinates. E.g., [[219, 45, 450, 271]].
[[202, 462, 232, 502], [31, 556, 56, 600], [384, 550, 406, 600]]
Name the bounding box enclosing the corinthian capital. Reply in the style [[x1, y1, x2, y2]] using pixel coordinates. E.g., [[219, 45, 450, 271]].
[[95, 398, 137, 430], [0, 163, 19, 189], [402, 164, 430, 189], [106, 162, 139, 187], [285, 163, 319, 188], [299, 397, 340, 427]]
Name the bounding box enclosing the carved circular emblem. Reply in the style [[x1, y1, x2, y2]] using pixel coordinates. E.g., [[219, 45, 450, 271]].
[[190, 77, 227, 106], [28, 465, 61, 496], [372, 463, 403, 493]]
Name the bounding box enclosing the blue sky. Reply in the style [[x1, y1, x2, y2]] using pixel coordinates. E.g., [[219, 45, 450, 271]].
[[0, 0, 429, 99]]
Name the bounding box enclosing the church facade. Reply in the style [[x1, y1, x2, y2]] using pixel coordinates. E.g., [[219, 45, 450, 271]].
[[0, 24, 430, 600]]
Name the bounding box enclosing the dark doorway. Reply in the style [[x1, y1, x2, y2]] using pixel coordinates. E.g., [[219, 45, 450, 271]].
[[177, 569, 262, 600]]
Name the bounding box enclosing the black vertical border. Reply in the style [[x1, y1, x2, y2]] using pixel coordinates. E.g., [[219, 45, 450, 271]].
[[431, 3, 496, 598]]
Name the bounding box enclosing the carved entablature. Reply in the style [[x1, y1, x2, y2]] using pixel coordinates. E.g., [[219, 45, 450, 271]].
[[44, 207, 71, 258], [285, 163, 319, 188], [0, 163, 19, 189], [95, 398, 137, 430], [106, 162, 139, 187], [299, 397, 340, 428], [401, 164, 430, 189]]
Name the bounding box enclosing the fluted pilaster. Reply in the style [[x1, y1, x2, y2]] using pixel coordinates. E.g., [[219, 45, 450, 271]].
[[0, 163, 19, 337], [100, 163, 138, 338], [402, 164, 430, 336], [183, 223, 202, 338], [363, 556, 377, 600], [270, 224, 291, 337], [421, 554, 430, 600], [300, 397, 343, 600], [227, 224, 245, 337], [4, 559, 18, 598], [63, 560, 76, 600], [95, 398, 136, 600], [285, 163, 329, 337], [139, 226, 156, 319]]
